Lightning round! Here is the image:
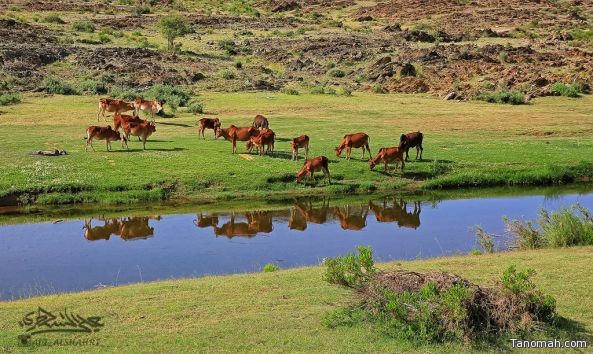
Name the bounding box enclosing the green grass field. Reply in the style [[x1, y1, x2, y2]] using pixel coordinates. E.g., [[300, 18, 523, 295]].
[[1, 247, 592, 353], [1, 92, 593, 205]]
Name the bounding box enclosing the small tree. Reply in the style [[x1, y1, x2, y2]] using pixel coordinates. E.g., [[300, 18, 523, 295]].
[[157, 15, 191, 52]]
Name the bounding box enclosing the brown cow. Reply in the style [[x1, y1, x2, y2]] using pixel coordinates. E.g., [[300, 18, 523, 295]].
[[288, 206, 308, 231], [113, 114, 143, 131], [247, 128, 275, 155], [368, 199, 421, 229], [85, 125, 125, 152], [332, 205, 369, 231], [290, 135, 309, 161], [133, 98, 164, 121], [246, 211, 273, 233], [122, 120, 156, 150], [369, 146, 405, 174], [296, 156, 330, 184], [97, 98, 135, 122], [84, 218, 121, 241], [252, 114, 269, 129], [215, 125, 259, 153], [336, 132, 371, 160], [399, 131, 424, 161], [198, 118, 221, 139]]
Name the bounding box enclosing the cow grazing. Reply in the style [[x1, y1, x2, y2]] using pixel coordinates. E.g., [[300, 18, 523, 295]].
[[399, 131, 424, 161], [290, 135, 309, 161], [252, 114, 269, 129], [294, 199, 330, 224], [215, 125, 259, 153], [97, 98, 135, 122], [198, 118, 221, 139], [335, 132, 371, 160], [122, 120, 156, 150], [295, 156, 330, 184], [247, 128, 275, 155], [85, 125, 125, 152], [133, 98, 164, 121], [369, 146, 405, 174]]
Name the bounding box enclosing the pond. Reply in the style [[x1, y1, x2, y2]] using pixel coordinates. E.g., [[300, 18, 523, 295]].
[[1, 189, 592, 300]]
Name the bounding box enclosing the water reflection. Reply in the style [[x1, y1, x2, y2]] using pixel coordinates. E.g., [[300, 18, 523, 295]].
[[84, 199, 425, 240], [368, 199, 421, 229], [84, 216, 161, 241]]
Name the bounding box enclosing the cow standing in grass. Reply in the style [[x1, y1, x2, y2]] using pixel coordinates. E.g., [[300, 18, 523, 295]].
[[216, 125, 259, 153], [122, 120, 156, 150], [134, 98, 164, 122], [198, 118, 221, 139], [252, 114, 269, 129], [85, 125, 125, 152], [97, 98, 135, 122], [290, 135, 309, 161], [399, 131, 423, 161], [336, 132, 371, 160]]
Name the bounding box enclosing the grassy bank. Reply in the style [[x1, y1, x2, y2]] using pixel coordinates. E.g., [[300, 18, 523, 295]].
[[1, 92, 593, 206], [1, 247, 592, 352]]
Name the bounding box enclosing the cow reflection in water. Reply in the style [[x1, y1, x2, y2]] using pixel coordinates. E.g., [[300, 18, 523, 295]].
[[195, 211, 273, 238], [84, 216, 161, 241], [368, 199, 421, 229], [333, 205, 369, 231]]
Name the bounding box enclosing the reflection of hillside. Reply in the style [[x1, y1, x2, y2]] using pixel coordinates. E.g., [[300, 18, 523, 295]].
[[84, 216, 161, 241]]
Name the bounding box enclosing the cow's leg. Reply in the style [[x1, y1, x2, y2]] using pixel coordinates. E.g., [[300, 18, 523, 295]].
[[418, 144, 423, 160], [305, 145, 309, 160], [97, 106, 102, 122], [347, 147, 351, 160], [366, 143, 372, 160], [384, 160, 388, 173], [292, 148, 297, 161], [322, 167, 331, 184], [142, 134, 147, 150], [106, 140, 111, 152], [405, 148, 410, 161], [232, 138, 236, 154], [361, 146, 365, 159], [86, 137, 95, 152], [401, 159, 405, 172]]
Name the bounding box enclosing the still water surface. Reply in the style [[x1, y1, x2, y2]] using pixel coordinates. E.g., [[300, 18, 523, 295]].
[[1, 192, 592, 300]]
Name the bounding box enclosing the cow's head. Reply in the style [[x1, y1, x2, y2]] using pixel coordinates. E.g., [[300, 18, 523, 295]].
[[335, 144, 345, 157], [295, 169, 307, 183], [369, 158, 377, 170], [214, 127, 223, 139], [398, 134, 408, 148], [155, 101, 164, 113]]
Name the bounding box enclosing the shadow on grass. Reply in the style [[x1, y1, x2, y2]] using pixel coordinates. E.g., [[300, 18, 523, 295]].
[[412, 158, 455, 164], [112, 147, 187, 153], [157, 122, 192, 128], [276, 137, 292, 142]]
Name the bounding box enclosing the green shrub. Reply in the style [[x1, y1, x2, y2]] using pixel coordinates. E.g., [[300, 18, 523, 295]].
[[323, 246, 376, 289], [217, 39, 237, 55], [41, 77, 79, 95], [186, 100, 204, 114], [281, 88, 300, 95], [234, 60, 243, 69], [328, 68, 346, 78], [78, 79, 107, 95], [72, 20, 95, 33], [339, 86, 352, 96], [263, 263, 279, 272], [0, 92, 21, 106], [43, 14, 65, 24], [98, 33, 112, 43], [550, 82, 581, 98], [135, 5, 151, 15], [109, 87, 142, 101], [476, 87, 525, 105], [372, 84, 386, 94], [220, 69, 236, 80], [147, 84, 191, 112], [480, 204, 593, 250]]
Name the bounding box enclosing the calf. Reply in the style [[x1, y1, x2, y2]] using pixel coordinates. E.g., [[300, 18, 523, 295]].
[[295, 156, 330, 184], [97, 98, 135, 121], [336, 132, 371, 160], [247, 128, 275, 155], [85, 125, 125, 152], [369, 146, 405, 174], [216, 125, 259, 153], [290, 135, 309, 161], [399, 131, 423, 161], [122, 120, 156, 150], [133, 98, 164, 121], [252, 114, 269, 129], [198, 118, 221, 139]]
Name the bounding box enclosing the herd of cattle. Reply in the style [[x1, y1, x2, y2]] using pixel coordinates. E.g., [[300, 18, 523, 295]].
[[86, 97, 425, 183], [83, 198, 422, 241]]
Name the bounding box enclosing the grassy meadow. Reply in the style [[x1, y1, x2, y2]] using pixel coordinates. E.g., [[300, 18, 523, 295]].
[[1, 92, 593, 205], [1, 247, 592, 353]]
